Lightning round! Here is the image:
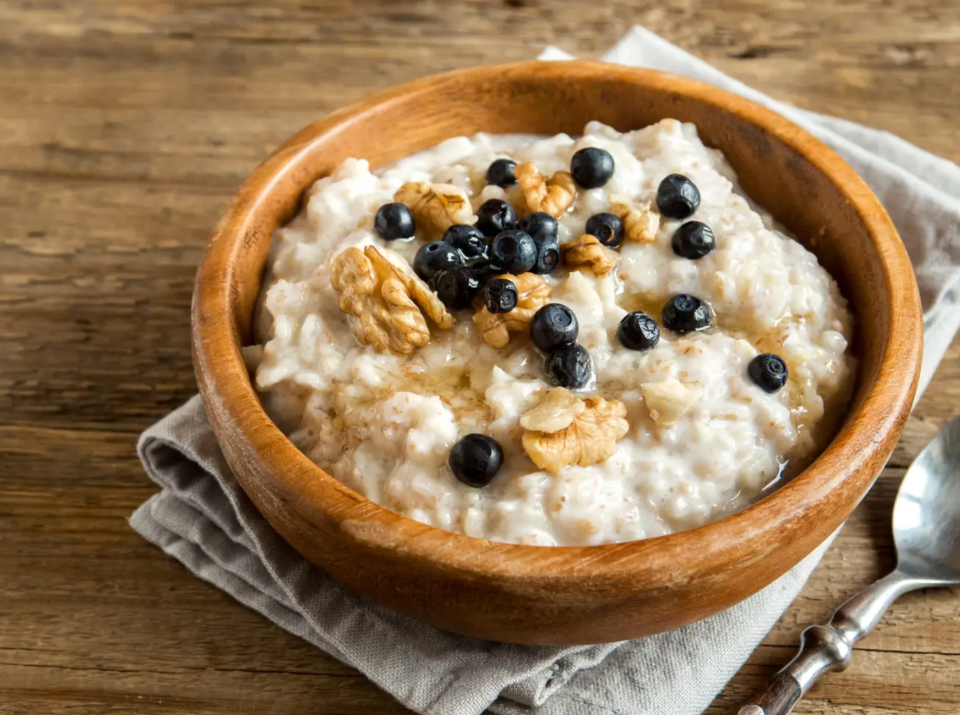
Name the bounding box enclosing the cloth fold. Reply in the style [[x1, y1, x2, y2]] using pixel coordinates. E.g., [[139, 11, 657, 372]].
[[132, 26, 960, 715]]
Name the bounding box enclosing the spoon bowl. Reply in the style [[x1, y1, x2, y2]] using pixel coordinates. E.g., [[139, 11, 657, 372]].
[[893, 416, 960, 582], [730, 416, 960, 714]]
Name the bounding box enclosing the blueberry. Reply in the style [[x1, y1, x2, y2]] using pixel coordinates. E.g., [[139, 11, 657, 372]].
[[483, 278, 518, 314], [545, 343, 592, 390], [518, 212, 558, 240], [432, 267, 481, 310], [413, 241, 463, 283], [671, 221, 715, 260], [476, 199, 517, 237], [491, 229, 537, 273], [530, 303, 579, 353], [585, 213, 624, 248], [532, 234, 560, 274], [570, 147, 615, 189], [449, 434, 504, 488], [656, 174, 700, 220], [443, 224, 490, 269], [486, 159, 518, 188], [661, 294, 711, 334], [374, 203, 415, 241], [749, 354, 789, 393], [617, 311, 660, 351]]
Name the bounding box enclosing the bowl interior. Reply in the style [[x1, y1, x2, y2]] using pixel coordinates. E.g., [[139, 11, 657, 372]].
[[231, 64, 894, 418]]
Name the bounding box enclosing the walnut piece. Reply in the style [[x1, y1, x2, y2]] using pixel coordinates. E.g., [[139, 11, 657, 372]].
[[522, 394, 629, 473], [394, 181, 476, 239], [562, 234, 620, 277], [642, 378, 703, 423], [472, 272, 551, 349], [515, 162, 578, 218], [331, 245, 454, 355], [608, 195, 661, 244], [519, 387, 586, 432]]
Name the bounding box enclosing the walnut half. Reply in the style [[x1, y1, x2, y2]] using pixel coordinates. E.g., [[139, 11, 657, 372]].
[[394, 181, 476, 240], [473, 272, 551, 349], [515, 162, 578, 218], [521, 389, 629, 473], [642, 377, 703, 423], [562, 234, 620, 277], [331, 245, 454, 355], [519, 387, 586, 432], [608, 195, 660, 244]]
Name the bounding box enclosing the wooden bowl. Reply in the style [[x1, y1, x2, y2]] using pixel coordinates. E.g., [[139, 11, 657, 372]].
[[192, 61, 922, 645]]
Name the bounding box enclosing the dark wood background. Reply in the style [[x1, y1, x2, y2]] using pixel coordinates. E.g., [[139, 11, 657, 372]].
[[1, 1, 958, 713]]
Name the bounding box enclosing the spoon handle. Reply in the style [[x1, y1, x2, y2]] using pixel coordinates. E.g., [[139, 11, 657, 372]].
[[725, 569, 923, 715]]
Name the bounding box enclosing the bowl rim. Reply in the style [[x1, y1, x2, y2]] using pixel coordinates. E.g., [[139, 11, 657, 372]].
[[193, 59, 922, 585]]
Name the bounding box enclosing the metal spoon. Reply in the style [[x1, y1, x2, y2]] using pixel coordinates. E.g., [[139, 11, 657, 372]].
[[727, 416, 960, 715]]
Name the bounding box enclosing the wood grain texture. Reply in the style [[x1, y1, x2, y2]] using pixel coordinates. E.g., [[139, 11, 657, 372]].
[[0, 0, 956, 711]]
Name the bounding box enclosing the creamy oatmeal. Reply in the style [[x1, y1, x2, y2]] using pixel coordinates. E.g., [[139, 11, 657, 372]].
[[244, 119, 855, 546]]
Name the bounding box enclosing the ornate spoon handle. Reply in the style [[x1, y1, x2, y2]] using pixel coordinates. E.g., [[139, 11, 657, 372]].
[[725, 569, 927, 715]]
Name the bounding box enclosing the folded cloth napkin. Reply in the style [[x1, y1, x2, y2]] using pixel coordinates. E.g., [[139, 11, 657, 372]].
[[132, 26, 960, 715]]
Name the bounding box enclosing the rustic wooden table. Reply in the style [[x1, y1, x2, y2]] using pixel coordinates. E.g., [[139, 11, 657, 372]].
[[2, 1, 958, 713]]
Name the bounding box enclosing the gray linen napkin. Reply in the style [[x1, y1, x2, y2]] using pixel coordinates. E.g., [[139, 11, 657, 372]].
[[132, 27, 960, 715]]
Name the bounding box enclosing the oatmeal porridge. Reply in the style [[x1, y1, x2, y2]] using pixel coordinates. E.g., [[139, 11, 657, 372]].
[[243, 119, 855, 547]]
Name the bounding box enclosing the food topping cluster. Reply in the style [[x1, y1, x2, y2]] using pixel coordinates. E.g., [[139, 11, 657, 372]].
[[330, 147, 790, 487]]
